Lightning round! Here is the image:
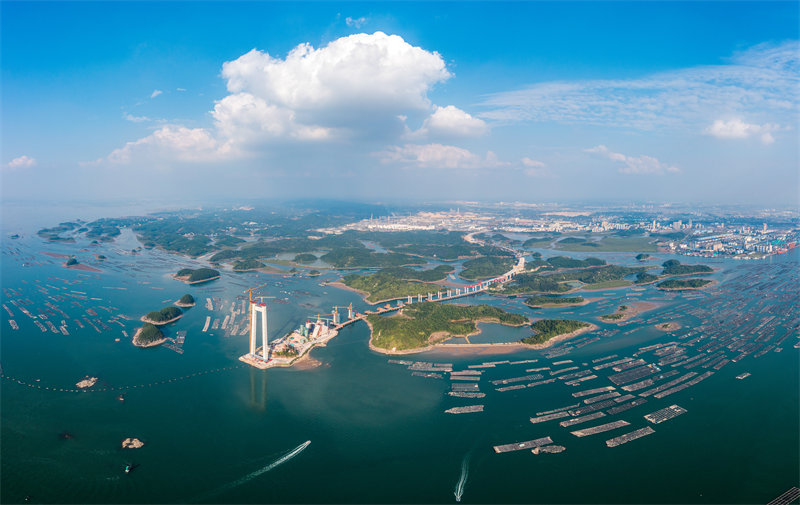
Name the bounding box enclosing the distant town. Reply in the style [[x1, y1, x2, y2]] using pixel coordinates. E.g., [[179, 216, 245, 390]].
[[319, 204, 799, 260]]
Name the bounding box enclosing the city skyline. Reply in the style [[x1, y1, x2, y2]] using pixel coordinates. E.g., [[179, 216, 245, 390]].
[[2, 1, 798, 206]]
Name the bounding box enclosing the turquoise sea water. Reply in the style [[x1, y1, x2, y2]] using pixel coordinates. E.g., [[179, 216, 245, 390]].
[[1, 224, 798, 504]]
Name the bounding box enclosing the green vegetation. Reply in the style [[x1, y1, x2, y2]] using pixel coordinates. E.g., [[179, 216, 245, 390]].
[[368, 302, 527, 351], [177, 294, 195, 306], [233, 259, 265, 271], [525, 258, 555, 272], [634, 271, 659, 284], [657, 278, 712, 290], [356, 230, 510, 261], [555, 236, 657, 252], [661, 259, 713, 276], [523, 319, 590, 345], [601, 313, 625, 320], [175, 267, 220, 282], [459, 256, 515, 280], [546, 256, 606, 269], [145, 306, 183, 323], [321, 248, 426, 268], [38, 223, 78, 241], [379, 265, 454, 282], [215, 235, 246, 247], [524, 295, 585, 307], [293, 253, 318, 264], [495, 273, 571, 294], [308, 270, 321, 277], [65, 258, 78, 266], [342, 269, 445, 303], [274, 348, 299, 358], [136, 323, 165, 345], [523, 234, 559, 248], [97, 255, 107, 260], [547, 264, 645, 285], [581, 280, 632, 290], [635, 253, 651, 261]]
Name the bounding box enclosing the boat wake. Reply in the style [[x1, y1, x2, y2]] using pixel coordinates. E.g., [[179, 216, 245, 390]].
[[197, 440, 310, 501], [454, 452, 470, 502]]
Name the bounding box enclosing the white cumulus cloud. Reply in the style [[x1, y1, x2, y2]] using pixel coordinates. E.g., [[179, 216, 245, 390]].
[[219, 31, 450, 139], [585, 145, 679, 175], [412, 105, 488, 138], [6, 155, 36, 169], [380, 143, 507, 170], [107, 125, 229, 164], [705, 118, 778, 144], [96, 32, 488, 168]]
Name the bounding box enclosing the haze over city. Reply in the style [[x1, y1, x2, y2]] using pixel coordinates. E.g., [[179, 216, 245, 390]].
[[2, 1, 798, 206]]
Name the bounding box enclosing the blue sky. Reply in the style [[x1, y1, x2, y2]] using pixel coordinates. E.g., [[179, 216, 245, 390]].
[[2, 1, 798, 206]]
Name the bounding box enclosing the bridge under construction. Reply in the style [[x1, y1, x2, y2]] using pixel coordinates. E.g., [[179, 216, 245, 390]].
[[239, 256, 526, 369]]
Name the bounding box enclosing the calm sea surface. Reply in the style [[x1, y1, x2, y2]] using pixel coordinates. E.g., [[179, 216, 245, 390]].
[[1, 218, 797, 504]]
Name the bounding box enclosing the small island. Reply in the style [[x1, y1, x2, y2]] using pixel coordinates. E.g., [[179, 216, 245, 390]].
[[62, 256, 103, 272], [232, 259, 265, 271], [308, 269, 321, 277], [173, 267, 220, 284], [174, 294, 195, 308], [635, 253, 651, 261], [141, 306, 183, 325], [524, 295, 587, 308], [522, 319, 595, 347], [121, 437, 144, 449], [76, 376, 98, 388], [367, 302, 528, 353], [656, 278, 713, 290], [133, 323, 166, 347], [661, 259, 713, 276]]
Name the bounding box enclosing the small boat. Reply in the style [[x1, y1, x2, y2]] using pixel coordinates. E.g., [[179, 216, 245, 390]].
[[124, 464, 132, 474]]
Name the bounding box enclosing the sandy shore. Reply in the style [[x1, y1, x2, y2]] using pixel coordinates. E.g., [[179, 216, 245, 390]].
[[132, 327, 167, 348], [600, 301, 660, 323], [655, 322, 682, 331], [172, 274, 221, 284], [524, 297, 600, 309], [522, 323, 599, 350], [174, 300, 195, 308], [64, 262, 102, 273], [140, 314, 183, 325], [656, 279, 717, 291], [365, 311, 588, 356]]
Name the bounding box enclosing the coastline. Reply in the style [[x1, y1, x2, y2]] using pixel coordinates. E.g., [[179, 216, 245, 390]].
[[140, 314, 183, 325], [64, 262, 103, 273], [599, 301, 660, 323], [656, 279, 716, 291], [365, 313, 591, 356], [172, 274, 221, 285], [524, 297, 599, 309], [174, 301, 195, 308]]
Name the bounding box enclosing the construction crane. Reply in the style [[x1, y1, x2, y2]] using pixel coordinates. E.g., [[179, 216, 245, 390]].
[[255, 296, 276, 306], [333, 303, 355, 322], [244, 284, 268, 302]]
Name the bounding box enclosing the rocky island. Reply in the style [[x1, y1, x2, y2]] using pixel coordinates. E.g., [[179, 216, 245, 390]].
[[173, 267, 220, 284], [132, 323, 167, 347]]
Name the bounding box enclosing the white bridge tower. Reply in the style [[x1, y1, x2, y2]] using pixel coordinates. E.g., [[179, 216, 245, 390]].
[[249, 299, 270, 361]]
